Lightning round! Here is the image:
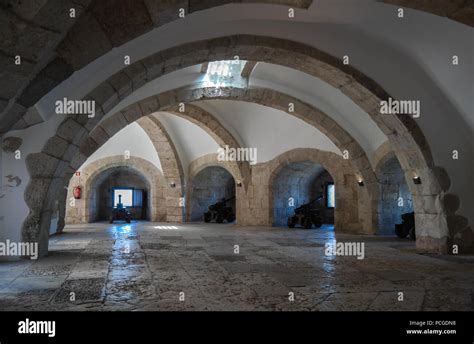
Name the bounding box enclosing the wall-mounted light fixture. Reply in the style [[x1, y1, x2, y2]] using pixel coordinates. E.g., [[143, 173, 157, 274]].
[[413, 176, 421, 184], [170, 182, 176, 188], [357, 179, 364, 187], [236, 181, 242, 187]]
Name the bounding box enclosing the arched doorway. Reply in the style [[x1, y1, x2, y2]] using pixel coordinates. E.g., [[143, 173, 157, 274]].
[[189, 166, 236, 223], [266, 149, 363, 233], [271, 161, 335, 229], [89, 167, 150, 222], [65, 156, 166, 225]]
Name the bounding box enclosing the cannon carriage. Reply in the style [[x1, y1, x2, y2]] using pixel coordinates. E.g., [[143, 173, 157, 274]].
[[204, 197, 236, 223], [287, 196, 324, 229], [109, 194, 132, 224], [395, 211, 416, 240]]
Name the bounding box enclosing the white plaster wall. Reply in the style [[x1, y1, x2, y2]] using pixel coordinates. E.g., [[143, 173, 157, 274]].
[[80, 122, 163, 172], [250, 63, 387, 159], [107, 65, 203, 114], [195, 100, 342, 163], [154, 112, 219, 176], [33, 2, 472, 128], [0, 114, 65, 243]]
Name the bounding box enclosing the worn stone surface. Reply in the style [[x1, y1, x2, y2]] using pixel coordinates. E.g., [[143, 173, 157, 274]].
[[56, 12, 112, 70], [375, 153, 413, 235], [90, 0, 154, 47], [1, 222, 472, 311], [1, 136, 22, 152]]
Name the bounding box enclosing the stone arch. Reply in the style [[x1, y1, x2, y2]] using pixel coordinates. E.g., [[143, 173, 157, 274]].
[[72, 33, 451, 251], [186, 154, 242, 223], [163, 104, 250, 188], [136, 115, 185, 222], [94, 87, 378, 229], [5, 1, 471, 134], [41, 99, 248, 236], [53, 114, 186, 231], [23, 35, 454, 255], [372, 141, 394, 172], [2, 1, 313, 133], [265, 148, 362, 232], [65, 155, 166, 224], [23, 85, 378, 256]]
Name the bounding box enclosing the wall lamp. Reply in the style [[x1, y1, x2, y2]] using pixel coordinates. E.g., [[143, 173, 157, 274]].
[[357, 179, 364, 187], [413, 176, 422, 185], [236, 181, 242, 187], [170, 182, 176, 188]]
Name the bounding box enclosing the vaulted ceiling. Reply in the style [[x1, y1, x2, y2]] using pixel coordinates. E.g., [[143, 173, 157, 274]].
[[1, 0, 472, 135]]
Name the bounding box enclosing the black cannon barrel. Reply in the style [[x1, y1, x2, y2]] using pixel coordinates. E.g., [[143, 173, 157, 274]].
[[295, 195, 322, 210], [222, 196, 236, 203], [208, 196, 236, 210]]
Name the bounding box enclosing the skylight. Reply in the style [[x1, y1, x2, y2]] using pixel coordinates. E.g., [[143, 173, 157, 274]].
[[204, 60, 247, 87]]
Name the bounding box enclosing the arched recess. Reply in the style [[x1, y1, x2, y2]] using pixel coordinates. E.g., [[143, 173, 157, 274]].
[[65, 155, 166, 224], [265, 148, 362, 232], [271, 162, 334, 228], [136, 115, 185, 222], [186, 154, 242, 223], [23, 35, 454, 256], [88, 167, 150, 222], [190, 166, 236, 223]]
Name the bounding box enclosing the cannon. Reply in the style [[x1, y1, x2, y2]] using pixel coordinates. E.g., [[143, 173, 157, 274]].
[[204, 196, 236, 223], [395, 211, 415, 240], [109, 194, 132, 224], [287, 196, 324, 229]]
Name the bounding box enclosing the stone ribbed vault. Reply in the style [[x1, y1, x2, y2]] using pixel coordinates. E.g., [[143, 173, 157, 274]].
[[22, 35, 462, 256], [91, 86, 378, 230], [3, 0, 470, 136]]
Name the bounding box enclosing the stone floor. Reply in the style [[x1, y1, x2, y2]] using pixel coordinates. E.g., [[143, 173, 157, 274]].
[[0, 222, 473, 311]]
